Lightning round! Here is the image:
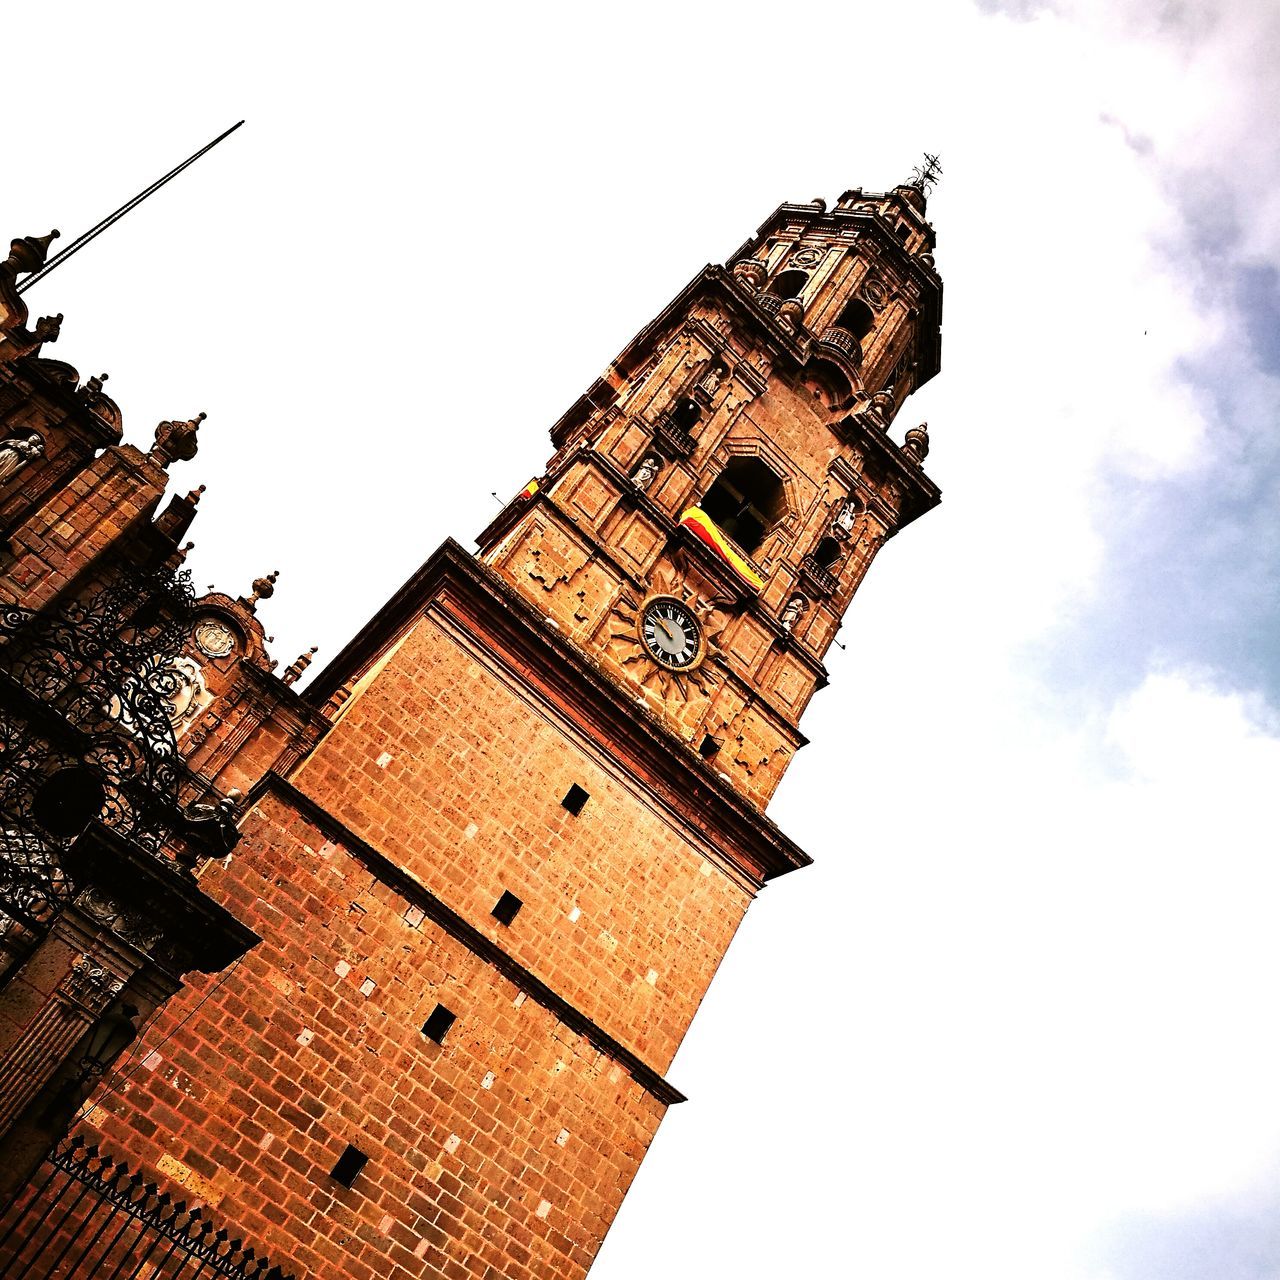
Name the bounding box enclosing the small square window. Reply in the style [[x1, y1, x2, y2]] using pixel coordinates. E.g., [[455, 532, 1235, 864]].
[[561, 784, 589, 816], [492, 891, 523, 926], [330, 1144, 368, 1188], [422, 1003, 457, 1044], [698, 735, 721, 759]]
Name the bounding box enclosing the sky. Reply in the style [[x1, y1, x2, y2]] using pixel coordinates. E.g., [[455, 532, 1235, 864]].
[[7, 2, 1280, 1276]]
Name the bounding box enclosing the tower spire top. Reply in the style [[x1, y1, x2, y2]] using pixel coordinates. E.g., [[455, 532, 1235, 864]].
[[905, 152, 943, 197]]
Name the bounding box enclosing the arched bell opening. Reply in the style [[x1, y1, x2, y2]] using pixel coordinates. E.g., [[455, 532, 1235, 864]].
[[767, 269, 808, 300], [813, 536, 842, 571], [701, 458, 788, 555], [835, 298, 875, 341], [669, 397, 701, 433]]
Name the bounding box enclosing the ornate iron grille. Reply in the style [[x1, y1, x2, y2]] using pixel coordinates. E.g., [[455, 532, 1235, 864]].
[[0, 565, 228, 948], [0, 1136, 294, 1279]]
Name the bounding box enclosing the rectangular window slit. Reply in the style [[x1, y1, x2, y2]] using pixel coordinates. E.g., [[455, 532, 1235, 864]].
[[330, 1144, 368, 1188], [561, 783, 589, 815], [698, 735, 721, 759], [422, 1003, 457, 1044], [492, 890, 523, 926]]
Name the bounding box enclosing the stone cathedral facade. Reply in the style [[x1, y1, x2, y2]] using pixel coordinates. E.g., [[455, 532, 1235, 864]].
[[0, 179, 942, 1278]]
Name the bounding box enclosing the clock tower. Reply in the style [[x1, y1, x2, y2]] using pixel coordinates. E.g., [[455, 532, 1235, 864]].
[[63, 179, 944, 1280], [473, 181, 942, 809]]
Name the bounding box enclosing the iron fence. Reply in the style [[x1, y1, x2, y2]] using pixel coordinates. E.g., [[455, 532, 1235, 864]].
[[0, 1136, 294, 1279]]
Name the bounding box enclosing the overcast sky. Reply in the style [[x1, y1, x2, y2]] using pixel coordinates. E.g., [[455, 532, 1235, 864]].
[[9, 2, 1280, 1276]]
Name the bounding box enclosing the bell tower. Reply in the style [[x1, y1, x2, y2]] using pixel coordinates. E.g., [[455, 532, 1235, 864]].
[[474, 179, 942, 806], [68, 178, 945, 1280]]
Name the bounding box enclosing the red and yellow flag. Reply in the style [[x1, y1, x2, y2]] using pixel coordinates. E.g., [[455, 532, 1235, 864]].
[[517, 478, 540, 501], [679, 507, 764, 591]]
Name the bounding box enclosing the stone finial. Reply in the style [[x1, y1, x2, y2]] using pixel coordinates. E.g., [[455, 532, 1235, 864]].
[[282, 645, 318, 686], [732, 259, 767, 290], [6, 229, 59, 278], [775, 298, 804, 332], [902, 423, 931, 466], [866, 391, 894, 427], [246, 570, 279, 609], [1, 231, 60, 343], [150, 411, 207, 467], [33, 313, 62, 345], [185, 483, 206, 506]]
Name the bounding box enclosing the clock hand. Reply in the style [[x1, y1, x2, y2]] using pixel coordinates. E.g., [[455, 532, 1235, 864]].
[[656, 619, 678, 643]]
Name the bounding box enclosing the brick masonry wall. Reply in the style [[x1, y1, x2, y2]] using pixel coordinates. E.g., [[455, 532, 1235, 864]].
[[82, 791, 667, 1280], [292, 608, 755, 1074]]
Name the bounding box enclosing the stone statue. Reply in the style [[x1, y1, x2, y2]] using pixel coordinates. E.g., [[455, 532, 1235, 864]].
[[699, 365, 722, 398], [0, 432, 44, 483], [780, 593, 808, 633], [632, 455, 661, 491], [833, 499, 858, 537]]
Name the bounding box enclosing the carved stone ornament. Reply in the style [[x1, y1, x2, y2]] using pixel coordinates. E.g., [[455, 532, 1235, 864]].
[[861, 276, 889, 309], [193, 617, 236, 659], [732, 259, 767, 290], [61, 953, 126, 1009], [157, 655, 212, 734], [789, 246, 824, 268], [75, 886, 166, 956], [697, 363, 723, 399]]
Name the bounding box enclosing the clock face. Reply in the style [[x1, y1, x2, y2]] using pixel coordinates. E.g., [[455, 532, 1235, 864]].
[[640, 597, 703, 670]]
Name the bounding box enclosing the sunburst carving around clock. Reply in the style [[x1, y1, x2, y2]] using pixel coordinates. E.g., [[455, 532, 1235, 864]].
[[607, 563, 731, 701]]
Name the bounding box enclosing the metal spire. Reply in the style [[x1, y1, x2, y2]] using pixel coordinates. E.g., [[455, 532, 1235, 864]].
[[16, 121, 245, 295], [907, 152, 943, 195]]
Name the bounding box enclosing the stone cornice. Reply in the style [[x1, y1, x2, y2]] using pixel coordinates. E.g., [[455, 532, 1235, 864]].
[[304, 540, 812, 884], [1, 358, 124, 449], [65, 822, 260, 977], [475, 449, 823, 743], [245, 776, 687, 1106]]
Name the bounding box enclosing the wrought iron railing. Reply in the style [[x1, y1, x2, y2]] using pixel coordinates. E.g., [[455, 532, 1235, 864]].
[[653, 412, 696, 460], [0, 1136, 294, 1278], [799, 555, 838, 597], [0, 565, 238, 943], [819, 326, 863, 365]]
